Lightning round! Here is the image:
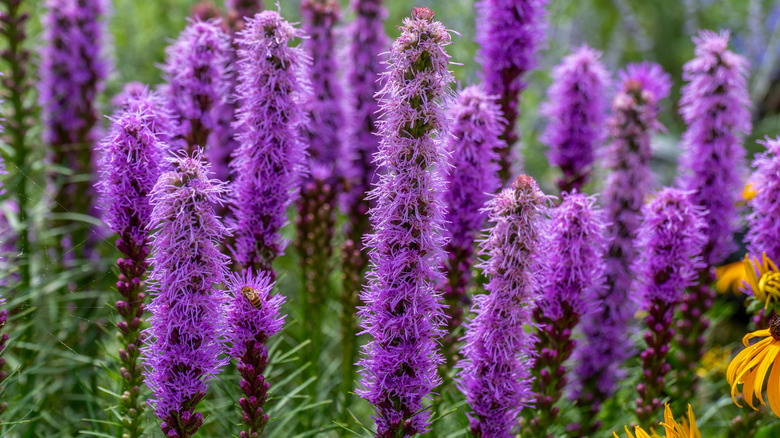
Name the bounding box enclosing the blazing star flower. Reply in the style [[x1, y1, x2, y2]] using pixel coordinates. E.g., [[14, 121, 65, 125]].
[[142, 151, 230, 438], [357, 7, 452, 436], [225, 269, 285, 437], [614, 403, 700, 438], [113, 83, 175, 146], [542, 45, 609, 193], [728, 316, 780, 417], [747, 137, 780, 261], [476, 0, 548, 181], [458, 175, 549, 438], [162, 19, 233, 154]]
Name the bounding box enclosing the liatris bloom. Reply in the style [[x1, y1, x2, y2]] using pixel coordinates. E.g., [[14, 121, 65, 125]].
[[746, 137, 780, 262], [357, 8, 452, 436], [634, 188, 706, 428], [340, 0, 388, 413], [142, 151, 230, 438], [162, 19, 232, 155], [441, 85, 503, 364], [614, 403, 700, 438], [40, 0, 109, 259], [476, 0, 548, 182], [113, 83, 174, 145], [526, 192, 607, 437], [225, 269, 285, 437], [458, 175, 548, 438], [574, 62, 671, 434], [727, 317, 780, 417], [675, 29, 751, 404], [542, 45, 609, 194], [230, 11, 309, 275], [96, 106, 168, 438]]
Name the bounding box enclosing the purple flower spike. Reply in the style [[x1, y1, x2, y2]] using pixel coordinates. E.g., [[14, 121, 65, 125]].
[[634, 188, 706, 428], [357, 8, 452, 436], [573, 62, 671, 435], [476, 0, 548, 182], [162, 19, 233, 154], [677, 30, 751, 266], [442, 85, 503, 362], [226, 269, 285, 438], [747, 137, 780, 262], [230, 11, 310, 275], [142, 151, 230, 438], [526, 191, 606, 437], [113, 83, 174, 145], [458, 176, 549, 438], [542, 45, 610, 194]]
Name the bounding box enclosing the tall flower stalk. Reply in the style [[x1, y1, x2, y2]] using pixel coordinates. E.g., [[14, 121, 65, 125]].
[[746, 137, 780, 262], [441, 85, 503, 365], [634, 188, 706, 429], [674, 30, 751, 403], [225, 269, 285, 438], [476, 0, 548, 182], [162, 19, 232, 155], [542, 46, 609, 194], [142, 152, 230, 438], [458, 175, 548, 438], [340, 0, 388, 415], [230, 11, 309, 275], [574, 62, 671, 435], [96, 102, 168, 438], [357, 8, 452, 436], [525, 192, 607, 438]]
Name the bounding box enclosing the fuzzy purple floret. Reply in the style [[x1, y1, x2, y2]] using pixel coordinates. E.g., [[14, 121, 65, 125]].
[[162, 19, 233, 154], [357, 8, 452, 436], [96, 107, 169, 244], [114, 83, 175, 146], [230, 11, 310, 274], [635, 188, 707, 309], [457, 176, 548, 438], [542, 45, 609, 193], [344, 0, 388, 211], [575, 62, 671, 401], [746, 137, 780, 261], [677, 30, 751, 266], [40, 0, 108, 147], [301, 0, 346, 174], [142, 151, 230, 435]]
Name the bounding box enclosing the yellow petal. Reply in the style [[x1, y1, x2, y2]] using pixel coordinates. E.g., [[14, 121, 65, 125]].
[[686, 404, 698, 438], [767, 359, 780, 417], [755, 343, 780, 405], [743, 362, 762, 409], [743, 330, 771, 347]]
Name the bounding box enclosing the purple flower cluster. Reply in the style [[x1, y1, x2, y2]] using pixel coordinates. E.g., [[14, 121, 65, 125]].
[[476, 0, 548, 181], [142, 152, 230, 437], [458, 175, 548, 438], [542, 45, 609, 194], [162, 19, 233, 155], [114, 83, 175, 145], [575, 62, 671, 422], [225, 269, 285, 437], [230, 11, 310, 274], [442, 85, 503, 360], [746, 137, 780, 261], [357, 8, 451, 436], [677, 30, 751, 266]]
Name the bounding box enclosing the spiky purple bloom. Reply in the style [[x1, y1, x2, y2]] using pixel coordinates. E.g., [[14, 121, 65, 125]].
[[441, 85, 503, 362], [634, 188, 706, 427], [142, 151, 230, 438], [96, 105, 168, 438], [458, 176, 548, 438], [677, 30, 751, 266], [542, 45, 610, 194], [357, 8, 452, 436], [113, 83, 174, 145], [573, 63, 671, 433], [476, 0, 548, 182], [225, 269, 285, 438], [230, 11, 310, 275], [162, 19, 232, 155], [526, 192, 606, 437], [746, 137, 780, 261]]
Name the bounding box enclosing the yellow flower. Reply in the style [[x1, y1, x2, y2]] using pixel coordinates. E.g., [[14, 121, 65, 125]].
[[612, 403, 699, 438], [740, 182, 757, 204], [696, 345, 730, 378], [715, 260, 745, 294], [727, 318, 780, 416], [743, 253, 780, 309]]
